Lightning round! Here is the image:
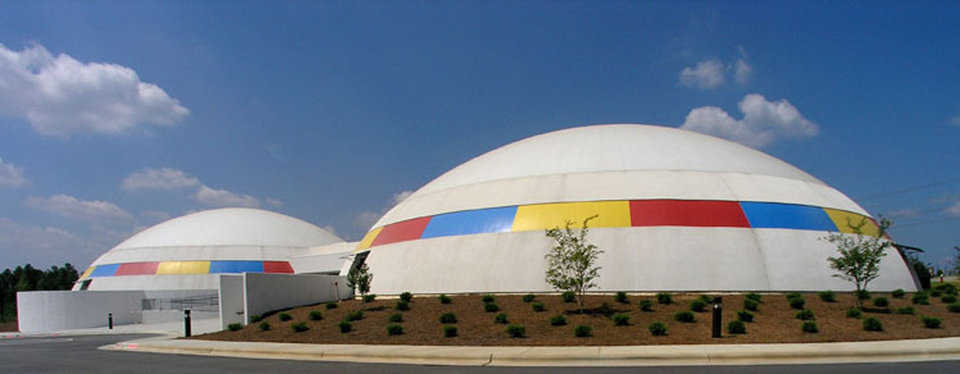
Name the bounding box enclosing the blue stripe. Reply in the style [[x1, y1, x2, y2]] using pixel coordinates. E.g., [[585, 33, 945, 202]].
[[209, 261, 264, 274], [90, 264, 120, 277], [421, 206, 518, 239], [740, 202, 835, 231]]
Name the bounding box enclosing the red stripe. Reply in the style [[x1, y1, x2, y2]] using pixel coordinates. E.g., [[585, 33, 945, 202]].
[[263, 261, 294, 273], [629, 200, 749, 227], [114, 262, 159, 276], [371, 216, 433, 246]]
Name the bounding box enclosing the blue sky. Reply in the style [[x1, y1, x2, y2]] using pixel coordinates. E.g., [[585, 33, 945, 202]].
[[0, 1, 958, 270]]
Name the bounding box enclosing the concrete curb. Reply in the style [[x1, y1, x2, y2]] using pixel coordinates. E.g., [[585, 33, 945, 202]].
[[100, 336, 960, 366]]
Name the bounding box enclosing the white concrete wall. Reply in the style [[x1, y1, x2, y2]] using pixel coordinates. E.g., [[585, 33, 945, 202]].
[[219, 275, 244, 329], [17, 291, 144, 333], [242, 273, 351, 324]]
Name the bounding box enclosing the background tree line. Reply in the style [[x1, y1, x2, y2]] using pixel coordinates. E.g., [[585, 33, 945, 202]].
[[0, 263, 79, 322]]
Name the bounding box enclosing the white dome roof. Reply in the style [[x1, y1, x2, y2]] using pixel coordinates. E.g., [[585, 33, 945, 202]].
[[114, 208, 342, 249], [418, 124, 823, 195]]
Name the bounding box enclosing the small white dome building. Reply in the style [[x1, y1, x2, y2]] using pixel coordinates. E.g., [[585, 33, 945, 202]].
[[75, 208, 344, 291], [353, 124, 919, 294]]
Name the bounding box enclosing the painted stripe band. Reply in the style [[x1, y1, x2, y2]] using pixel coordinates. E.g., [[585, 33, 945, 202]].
[[356, 199, 880, 251], [81, 260, 294, 279]]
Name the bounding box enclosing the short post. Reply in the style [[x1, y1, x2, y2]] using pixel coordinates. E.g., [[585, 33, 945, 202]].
[[184, 309, 191, 337], [108, 313, 113, 330], [711, 297, 722, 338]]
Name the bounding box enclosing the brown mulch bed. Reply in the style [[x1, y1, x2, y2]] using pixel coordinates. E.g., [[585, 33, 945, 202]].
[[193, 292, 960, 346], [0, 320, 17, 333]]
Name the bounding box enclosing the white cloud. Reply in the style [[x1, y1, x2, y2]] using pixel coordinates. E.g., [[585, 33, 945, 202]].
[[678, 59, 726, 90], [193, 185, 261, 208], [680, 93, 819, 148], [946, 201, 960, 217], [266, 197, 284, 208], [950, 115, 960, 127], [0, 43, 189, 136], [26, 194, 132, 222], [734, 46, 752, 85], [355, 189, 416, 230], [0, 157, 27, 187], [140, 210, 171, 223], [122, 167, 200, 190], [0, 218, 88, 265]]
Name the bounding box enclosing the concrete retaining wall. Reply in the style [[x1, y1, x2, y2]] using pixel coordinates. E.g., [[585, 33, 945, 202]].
[[17, 290, 144, 333], [219, 275, 244, 329], [242, 273, 351, 324]]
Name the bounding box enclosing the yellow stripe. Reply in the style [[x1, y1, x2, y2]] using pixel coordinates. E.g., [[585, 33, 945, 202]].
[[824, 209, 881, 237], [156, 261, 211, 275], [79, 266, 95, 279], [355, 226, 383, 251], [511, 200, 630, 232]]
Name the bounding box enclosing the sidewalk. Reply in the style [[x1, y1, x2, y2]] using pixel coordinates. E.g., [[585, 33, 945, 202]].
[[0, 318, 220, 340], [101, 335, 960, 367]]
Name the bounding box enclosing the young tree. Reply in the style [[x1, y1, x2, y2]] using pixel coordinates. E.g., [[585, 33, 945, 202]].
[[346, 261, 373, 302], [544, 215, 603, 313], [954, 246, 960, 275], [823, 216, 892, 308]]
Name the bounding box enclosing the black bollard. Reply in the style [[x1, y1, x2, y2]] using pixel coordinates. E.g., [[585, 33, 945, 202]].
[[108, 313, 113, 330], [184, 309, 191, 337], [712, 303, 722, 338]]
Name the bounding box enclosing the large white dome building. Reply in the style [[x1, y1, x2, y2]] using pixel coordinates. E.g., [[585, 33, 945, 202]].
[[75, 208, 345, 291], [353, 124, 919, 294]]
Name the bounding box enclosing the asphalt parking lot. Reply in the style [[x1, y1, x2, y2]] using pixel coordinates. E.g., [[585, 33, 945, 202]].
[[2, 334, 960, 373]]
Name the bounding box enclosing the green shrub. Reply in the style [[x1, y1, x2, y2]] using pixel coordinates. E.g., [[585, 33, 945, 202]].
[[395, 301, 410, 311], [258, 321, 270, 331], [855, 290, 871, 300], [873, 297, 889, 308], [818, 290, 836, 302], [562, 291, 576, 303], [228, 323, 242, 331], [912, 293, 930, 305], [948, 303, 960, 313], [325, 302, 338, 309], [639, 300, 654, 312], [494, 313, 508, 324], [923, 316, 942, 329], [802, 321, 818, 333], [549, 315, 567, 326], [896, 307, 915, 315], [506, 324, 525, 338], [690, 300, 707, 312], [574, 325, 592, 337], [439, 312, 457, 324], [523, 294, 536, 303], [649, 321, 668, 336], [931, 290, 942, 297], [789, 297, 805, 310], [443, 325, 458, 337], [745, 293, 762, 303], [795, 309, 815, 321], [846, 307, 863, 319], [892, 289, 906, 298], [482, 294, 495, 303], [862, 317, 883, 331], [386, 323, 403, 335], [338, 321, 352, 333], [612, 313, 630, 326], [674, 311, 695, 323], [438, 294, 452, 304], [345, 310, 364, 321], [362, 294, 376, 303], [278, 313, 292, 321], [786, 292, 802, 300], [250, 315, 262, 323], [744, 299, 759, 312], [737, 310, 754, 323], [942, 284, 959, 295], [698, 295, 714, 303], [532, 302, 545, 312], [291, 322, 309, 333], [400, 292, 413, 302], [485, 303, 500, 313], [727, 320, 746, 334], [656, 292, 673, 305], [615, 291, 629, 304], [942, 295, 957, 303], [309, 310, 323, 321], [388, 313, 403, 323]]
